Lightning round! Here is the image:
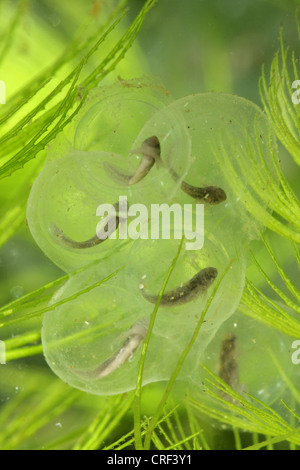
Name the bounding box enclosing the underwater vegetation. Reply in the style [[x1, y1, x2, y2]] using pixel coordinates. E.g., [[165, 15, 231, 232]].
[[0, 0, 300, 451]]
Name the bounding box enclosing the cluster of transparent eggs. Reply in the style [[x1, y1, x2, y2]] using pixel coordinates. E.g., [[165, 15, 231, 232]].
[[27, 77, 285, 398]]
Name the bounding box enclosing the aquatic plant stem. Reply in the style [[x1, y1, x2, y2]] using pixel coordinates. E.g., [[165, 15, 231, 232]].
[[133, 238, 185, 450]]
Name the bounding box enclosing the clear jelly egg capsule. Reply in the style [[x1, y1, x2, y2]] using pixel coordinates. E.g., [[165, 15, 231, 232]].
[[26, 148, 134, 272], [71, 77, 192, 202], [26, 144, 184, 273], [73, 78, 182, 152], [191, 311, 294, 420], [125, 218, 246, 350], [157, 92, 279, 241], [41, 249, 147, 396], [42, 284, 147, 395]]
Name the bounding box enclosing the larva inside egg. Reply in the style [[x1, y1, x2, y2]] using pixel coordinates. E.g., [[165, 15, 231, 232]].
[[188, 309, 294, 427], [142, 92, 279, 242], [126, 228, 247, 341]]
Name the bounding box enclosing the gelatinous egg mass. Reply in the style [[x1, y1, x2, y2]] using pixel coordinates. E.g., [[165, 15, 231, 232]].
[[152, 92, 279, 243], [27, 78, 280, 395]]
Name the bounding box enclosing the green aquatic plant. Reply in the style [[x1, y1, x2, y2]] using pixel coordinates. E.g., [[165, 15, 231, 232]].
[[0, 0, 300, 451]]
